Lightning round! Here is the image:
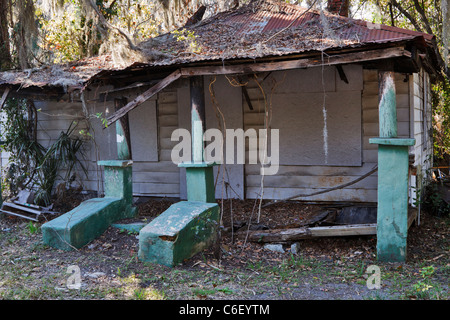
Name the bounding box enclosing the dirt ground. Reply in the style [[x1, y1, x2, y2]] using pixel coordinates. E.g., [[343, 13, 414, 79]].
[[0, 192, 448, 302]]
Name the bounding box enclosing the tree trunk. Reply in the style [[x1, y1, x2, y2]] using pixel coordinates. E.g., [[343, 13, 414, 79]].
[[0, 0, 11, 70], [13, 0, 39, 70]]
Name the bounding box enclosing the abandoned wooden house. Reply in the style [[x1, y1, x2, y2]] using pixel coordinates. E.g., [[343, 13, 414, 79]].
[[0, 0, 440, 263]]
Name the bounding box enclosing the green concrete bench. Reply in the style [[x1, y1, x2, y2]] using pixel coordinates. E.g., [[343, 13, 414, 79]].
[[41, 160, 136, 251], [41, 197, 135, 251], [138, 201, 220, 267]]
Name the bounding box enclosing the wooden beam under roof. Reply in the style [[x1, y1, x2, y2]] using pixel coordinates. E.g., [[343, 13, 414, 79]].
[[180, 46, 410, 76], [104, 46, 410, 127]]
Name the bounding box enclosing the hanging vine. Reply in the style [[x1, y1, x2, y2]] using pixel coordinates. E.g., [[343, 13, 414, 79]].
[[1, 98, 44, 195]]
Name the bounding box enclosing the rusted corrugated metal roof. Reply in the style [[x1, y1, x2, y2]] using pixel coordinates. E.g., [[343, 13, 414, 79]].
[[0, 55, 123, 91], [225, 4, 314, 34], [138, 0, 434, 66], [0, 0, 436, 90], [206, 2, 433, 44]]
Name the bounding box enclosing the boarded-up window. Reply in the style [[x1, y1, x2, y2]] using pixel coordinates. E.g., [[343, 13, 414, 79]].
[[266, 66, 363, 166], [271, 91, 362, 166], [128, 100, 158, 161]]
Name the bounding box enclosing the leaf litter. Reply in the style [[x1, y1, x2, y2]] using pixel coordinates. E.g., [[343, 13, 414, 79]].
[[0, 195, 448, 300]]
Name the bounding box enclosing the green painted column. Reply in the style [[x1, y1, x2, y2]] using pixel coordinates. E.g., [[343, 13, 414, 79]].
[[111, 98, 133, 207], [42, 99, 136, 251], [370, 138, 415, 262], [190, 76, 206, 163], [378, 72, 398, 138], [179, 76, 217, 203], [370, 71, 415, 262], [138, 77, 219, 266], [97, 159, 137, 218]]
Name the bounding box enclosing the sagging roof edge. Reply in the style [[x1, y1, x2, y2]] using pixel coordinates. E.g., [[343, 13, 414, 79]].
[[0, 35, 440, 102], [103, 43, 428, 127]]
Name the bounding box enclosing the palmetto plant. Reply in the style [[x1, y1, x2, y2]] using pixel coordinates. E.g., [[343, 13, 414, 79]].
[[34, 121, 88, 206], [2, 98, 87, 206], [42, 121, 87, 181], [34, 154, 60, 206]]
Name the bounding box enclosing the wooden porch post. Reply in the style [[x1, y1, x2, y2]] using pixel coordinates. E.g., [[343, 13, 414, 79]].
[[370, 71, 415, 262], [190, 76, 206, 163], [114, 98, 132, 160], [378, 72, 398, 138], [178, 76, 216, 203]]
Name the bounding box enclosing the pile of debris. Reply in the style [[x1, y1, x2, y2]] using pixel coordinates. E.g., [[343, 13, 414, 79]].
[[219, 200, 418, 244], [231, 205, 379, 243], [0, 190, 57, 222]]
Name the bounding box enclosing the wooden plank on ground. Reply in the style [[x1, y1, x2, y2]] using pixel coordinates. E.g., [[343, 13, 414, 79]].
[[2, 202, 42, 215], [0, 209, 39, 222], [236, 223, 377, 242]]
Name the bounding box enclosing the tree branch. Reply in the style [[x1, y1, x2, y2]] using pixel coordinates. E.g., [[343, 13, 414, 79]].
[[388, 2, 395, 27], [412, 0, 434, 35], [85, 0, 140, 52], [390, 0, 449, 80], [390, 0, 423, 32]]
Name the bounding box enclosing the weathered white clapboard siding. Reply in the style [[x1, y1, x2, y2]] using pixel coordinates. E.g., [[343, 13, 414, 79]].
[[410, 69, 433, 190], [142, 86, 180, 197], [243, 67, 410, 202], [1, 65, 430, 203], [34, 100, 89, 147], [0, 84, 181, 197], [33, 100, 94, 192], [72, 85, 180, 197]]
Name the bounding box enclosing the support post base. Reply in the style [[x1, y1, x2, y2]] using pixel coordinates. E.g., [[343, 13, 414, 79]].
[[178, 162, 216, 203], [370, 137, 415, 262]]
